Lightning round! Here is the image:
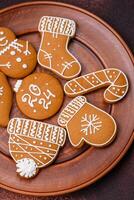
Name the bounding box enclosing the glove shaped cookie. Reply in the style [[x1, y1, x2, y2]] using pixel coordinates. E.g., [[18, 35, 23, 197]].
[[0, 72, 12, 127], [7, 118, 66, 178], [58, 96, 117, 148], [0, 27, 37, 78], [14, 72, 64, 120], [64, 68, 128, 103], [38, 16, 81, 79]]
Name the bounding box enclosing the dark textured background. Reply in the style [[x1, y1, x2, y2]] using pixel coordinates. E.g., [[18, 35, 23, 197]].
[[0, 0, 134, 199]]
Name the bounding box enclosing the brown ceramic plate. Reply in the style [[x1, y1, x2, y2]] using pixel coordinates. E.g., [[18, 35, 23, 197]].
[[0, 1, 133, 196]]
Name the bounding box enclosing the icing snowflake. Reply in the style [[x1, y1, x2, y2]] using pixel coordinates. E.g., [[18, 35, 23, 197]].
[[81, 114, 102, 135], [0, 86, 3, 96]]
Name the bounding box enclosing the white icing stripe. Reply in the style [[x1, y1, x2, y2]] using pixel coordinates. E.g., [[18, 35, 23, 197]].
[[83, 76, 94, 87], [106, 88, 122, 98]]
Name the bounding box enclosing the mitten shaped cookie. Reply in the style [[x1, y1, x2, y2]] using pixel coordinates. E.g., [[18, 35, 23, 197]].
[[64, 68, 128, 103], [0, 27, 37, 78], [38, 16, 81, 79], [0, 72, 12, 127], [7, 118, 66, 178], [58, 96, 117, 148], [14, 72, 64, 120]]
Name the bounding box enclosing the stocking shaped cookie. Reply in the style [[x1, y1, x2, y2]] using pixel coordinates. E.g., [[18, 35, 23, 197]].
[[38, 16, 81, 79], [64, 68, 128, 103], [0, 72, 12, 127], [14, 72, 64, 120], [0, 27, 37, 78], [58, 96, 117, 148], [7, 118, 66, 178]]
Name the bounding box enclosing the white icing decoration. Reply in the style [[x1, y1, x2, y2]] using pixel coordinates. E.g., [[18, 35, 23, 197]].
[[16, 158, 38, 178], [0, 39, 23, 56], [0, 86, 3, 96], [10, 51, 16, 55], [0, 62, 11, 68], [14, 80, 23, 93], [16, 57, 22, 63], [29, 84, 41, 96], [22, 64, 28, 69], [21, 84, 56, 111], [0, 32, 4, 35], [81, 114, 102, 135], [64, 68, 129, 103], [23, 41, 31, 56]]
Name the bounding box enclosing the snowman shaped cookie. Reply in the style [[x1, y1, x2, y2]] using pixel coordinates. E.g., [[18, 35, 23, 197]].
[[0, 27, 37, 78]]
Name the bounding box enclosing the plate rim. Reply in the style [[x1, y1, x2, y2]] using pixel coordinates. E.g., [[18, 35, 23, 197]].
[[0, 1, 133, 196]]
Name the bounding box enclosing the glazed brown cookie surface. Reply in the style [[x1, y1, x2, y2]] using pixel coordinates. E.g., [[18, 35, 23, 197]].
[[0, 27, 37, 78], [14, 72, 64, 120]]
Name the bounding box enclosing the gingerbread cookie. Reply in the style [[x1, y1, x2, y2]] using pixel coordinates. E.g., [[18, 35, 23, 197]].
[[0, 72, 12, 127], [58, 96, 117, 148], [14, 72, 64, 120], [64, 68, 129, 103], [7, 118, 66, 178], [0, 27, 37, 78], [38, 16, 81, 80]]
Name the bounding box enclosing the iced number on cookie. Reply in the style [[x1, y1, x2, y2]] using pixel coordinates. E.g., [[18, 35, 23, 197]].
[[0, 72, 12, 127], [0, 27, 37, 78], [38, 16, 81, 79], [14, 72, 64, 120], [7, 118, 66, 178], [64, 68, 128, 103], [58, 96, 117, 148]]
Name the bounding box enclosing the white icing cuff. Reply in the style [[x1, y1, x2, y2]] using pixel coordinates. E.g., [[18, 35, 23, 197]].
[[16, 158, 38, 178], [38, 16, 76, 37]]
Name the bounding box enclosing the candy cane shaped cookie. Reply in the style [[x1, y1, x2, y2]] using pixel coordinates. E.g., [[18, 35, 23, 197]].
[[64, 68, 129, 103]]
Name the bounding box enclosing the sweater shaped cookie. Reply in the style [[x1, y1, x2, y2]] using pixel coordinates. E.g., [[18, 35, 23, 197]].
[[58, 96, 117, 148], [0, 27, 37, 78]]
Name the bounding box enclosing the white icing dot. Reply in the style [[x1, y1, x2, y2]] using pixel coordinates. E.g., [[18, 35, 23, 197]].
[[17, 139, 19, 142], [96, 81, 98, 83], [10, 51, 16, 56], [107, 71, 110, 73], [40, 142, 43, 145], [15, 155, 18, 157], [13, 137, 15, 139], [122, 91, 125, 94], [37, 163, 40, 165], [44, 157, 47, 160], [47, 150, 49, 153], [25, 146, 28, 149], [39, 155, 42, 158], [115, 91, 118, 94], [20, 89, 24, 92], [0, 31, 4, 35], [49, 144, 51, 147], [16, 57, 22, 63], [113, 87, 115, 90], [113, 71, 115, 74], [61, 57, 64, 60], [91, 77, 94, 79], [75, 85, 77, 87], [34, 76, 37, 80], [21, 154, 23, 157], [92, 81, 95, 83], [33, 141, 36, 144], [117, 89, 120, 91], [53, 48, 56, 51], [33, 109, 36, 113], [22, 64, 28, 69], [109, 75, 112, 78], [47, 42, 50, 46]]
